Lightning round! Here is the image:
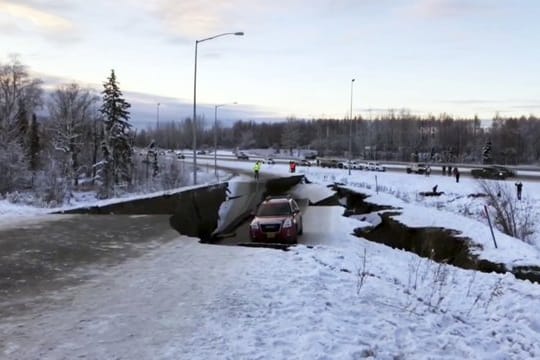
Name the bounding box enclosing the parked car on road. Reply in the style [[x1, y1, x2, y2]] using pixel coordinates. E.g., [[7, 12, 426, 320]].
[[406, 163, 428, 174], [471, 166, 516, 180], [341, 160, 362, 170], [236, 152, 249, 160], [337, 160, 354, 169], [196, 150, 207, 155], [491, 165, 516, 178], [297, 159, 312, 167], [365, 162, 386, 172], [318, 158, 340, 168], [249, 195, 303, 244]]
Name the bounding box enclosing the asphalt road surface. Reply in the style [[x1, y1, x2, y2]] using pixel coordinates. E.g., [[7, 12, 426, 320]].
[[0, 215, 180, 318], [0, 200, 344, 320], [181, 152, 540, 181]]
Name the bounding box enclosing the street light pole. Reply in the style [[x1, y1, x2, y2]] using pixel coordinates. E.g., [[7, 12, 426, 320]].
[[348, 78, 355, 175], [214, 102, 237, 177], [192, 31, 244, 185], [156, 102, 160, 130]]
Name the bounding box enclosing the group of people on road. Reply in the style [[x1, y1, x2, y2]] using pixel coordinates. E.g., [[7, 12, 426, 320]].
[[253, 159, 299, 180], [440, 165, 460, 182], [253, 160, 262, 180], [254, 159, 524, 199]]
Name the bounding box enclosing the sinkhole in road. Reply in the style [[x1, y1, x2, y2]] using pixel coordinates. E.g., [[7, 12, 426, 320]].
[[333, 185, 540, 284], [135, 174, 540, 284], [168, 175, 307, 250], [207, 180, 310, 251]]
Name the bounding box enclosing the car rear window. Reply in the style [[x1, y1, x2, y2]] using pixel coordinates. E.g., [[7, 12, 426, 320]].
[[256, 202, 292, 216]]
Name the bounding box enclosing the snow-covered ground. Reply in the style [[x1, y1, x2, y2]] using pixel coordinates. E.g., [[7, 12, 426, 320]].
[[2, 157, 540, 359]]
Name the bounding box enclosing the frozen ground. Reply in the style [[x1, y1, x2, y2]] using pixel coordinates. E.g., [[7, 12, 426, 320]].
[[1, 158, 540, 359]]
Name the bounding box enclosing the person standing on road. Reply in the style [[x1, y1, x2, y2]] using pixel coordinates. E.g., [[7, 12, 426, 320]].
[[515, 181, 523, 200], [453, 167, 460, 183], [253, 160, 261, 180], [289, 161, 297, 173]]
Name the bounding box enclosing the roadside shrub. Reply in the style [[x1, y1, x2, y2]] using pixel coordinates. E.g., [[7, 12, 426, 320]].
[[161, 159, 189, 189], [477, 180, 535, 244], [0, 140, 30, 194], [34, 162, 70, 207]]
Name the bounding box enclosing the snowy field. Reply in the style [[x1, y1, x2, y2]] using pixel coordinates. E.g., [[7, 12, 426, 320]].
[[2, 157, 540, 359]]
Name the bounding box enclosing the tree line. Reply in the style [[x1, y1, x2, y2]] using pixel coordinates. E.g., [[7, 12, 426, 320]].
[[0, 57, 187, 205], [140, 111, 540, 166]]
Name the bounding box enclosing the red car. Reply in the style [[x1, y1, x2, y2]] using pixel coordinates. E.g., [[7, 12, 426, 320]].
[[249, 196, 303, 244]]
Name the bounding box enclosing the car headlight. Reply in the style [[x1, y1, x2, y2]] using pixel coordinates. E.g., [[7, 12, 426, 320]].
[[283, 218, 293, 228], [250, 222, 259, 230]]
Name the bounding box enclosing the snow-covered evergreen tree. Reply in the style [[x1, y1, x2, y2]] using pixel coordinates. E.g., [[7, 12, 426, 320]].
[[28, 113, 41, 172], [98, 70, 134, 197], [482, 140, 493, 164], [16, 99, 29, 141], [147, 140, 159, 177], [96, 141, 113, 199]]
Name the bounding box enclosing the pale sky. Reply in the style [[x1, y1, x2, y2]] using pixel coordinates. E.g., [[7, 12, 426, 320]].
[[2, 0, 540, 127]]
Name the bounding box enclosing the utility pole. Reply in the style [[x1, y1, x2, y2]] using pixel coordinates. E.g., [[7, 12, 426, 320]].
[[348, 78, 355, 175]]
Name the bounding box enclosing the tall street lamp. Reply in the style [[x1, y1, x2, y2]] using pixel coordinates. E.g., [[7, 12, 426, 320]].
[[214, 102, 237, 177], [156, 102, 160, 130], [348, 78, 355, 175], [192, 31, 244, 185]]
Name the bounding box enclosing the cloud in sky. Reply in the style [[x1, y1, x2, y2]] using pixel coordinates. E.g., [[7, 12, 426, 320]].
[[438, 98, 540, 116], [408, 0, 485, 18], [0, 0, 77, 41], [147, 0, 370, 40], [147, 0, 248, 39]]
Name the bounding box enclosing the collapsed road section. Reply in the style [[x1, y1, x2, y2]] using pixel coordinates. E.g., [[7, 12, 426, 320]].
[[1, 175, 306, 317], [5, 172, 539, 321], [60, 175, 307, 243]]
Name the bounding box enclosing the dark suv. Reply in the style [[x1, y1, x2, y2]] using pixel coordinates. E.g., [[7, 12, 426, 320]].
[[249, 196, 303, 244], [471, 165, 516, 180], [237, 152, 249, 160]]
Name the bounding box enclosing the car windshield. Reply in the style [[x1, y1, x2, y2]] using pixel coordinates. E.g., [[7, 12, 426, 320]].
[[256, 202, 292, 216]]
